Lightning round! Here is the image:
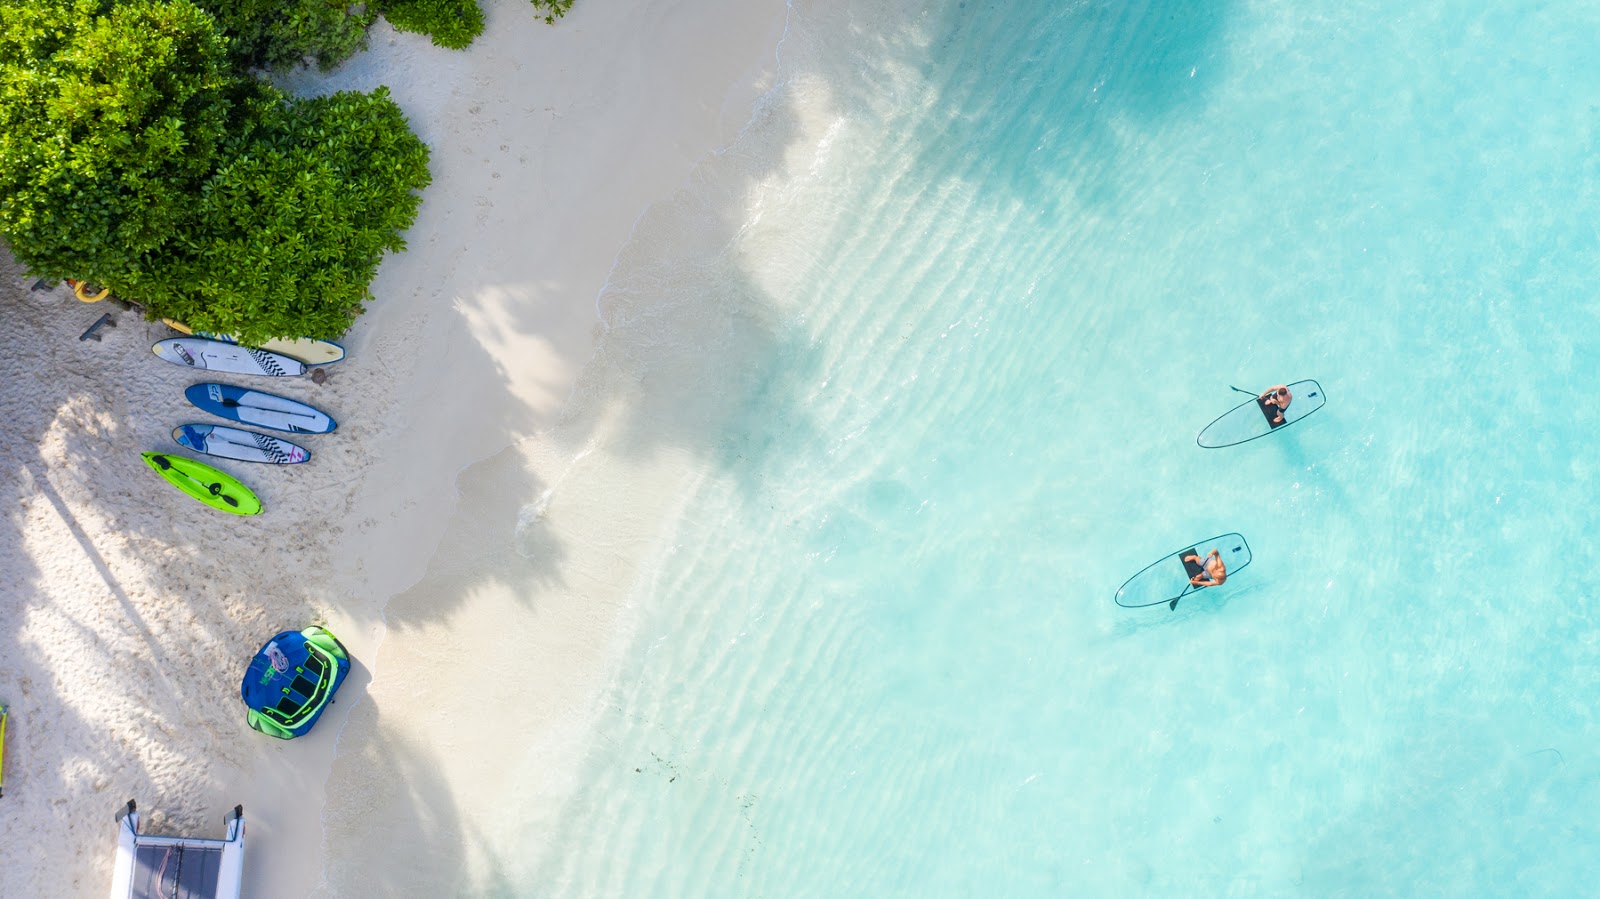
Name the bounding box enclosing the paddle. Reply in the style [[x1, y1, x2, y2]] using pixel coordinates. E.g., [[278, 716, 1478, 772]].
[[1169, 579, 1207, 611], [150, 454, 239, 508], [1229, 385, 1259, 397]]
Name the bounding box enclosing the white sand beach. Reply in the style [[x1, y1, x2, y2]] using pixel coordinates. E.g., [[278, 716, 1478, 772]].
[[0, 0, 789, 894]]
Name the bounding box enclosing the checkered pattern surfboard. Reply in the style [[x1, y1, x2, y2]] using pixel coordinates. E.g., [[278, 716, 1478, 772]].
[[173, 424, 310, 464], [153, 338, 308, 377]]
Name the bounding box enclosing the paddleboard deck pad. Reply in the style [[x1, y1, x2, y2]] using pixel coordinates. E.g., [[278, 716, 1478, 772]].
[[154, 337, 307, 377], [1114, 533, 1252, 609], [174, 424, 310, 465], [163, 319, 345, 365], [142, 452, 263, 515], [185, 383, 336, 434], [1196, 380, 1325, 448]]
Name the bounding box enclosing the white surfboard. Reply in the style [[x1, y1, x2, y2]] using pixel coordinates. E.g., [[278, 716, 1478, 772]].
[[173, 424, 310, 465], [153, 338, 307, 377], [162, 319, 345, 365]]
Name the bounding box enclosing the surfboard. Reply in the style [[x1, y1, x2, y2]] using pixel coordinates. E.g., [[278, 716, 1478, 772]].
[[154, 338, 307, 378], [174, 424, 310, 465], [142, 452, 263, 515], [163, 319, 346, 365], [185, 383, 336, 434], [1196, 380, 1325, 449], [1114, 533, 1252, 609]]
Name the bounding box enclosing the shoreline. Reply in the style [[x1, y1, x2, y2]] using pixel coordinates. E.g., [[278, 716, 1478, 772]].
[[273, 0, 794, 895], [0, 0, 791, 895]]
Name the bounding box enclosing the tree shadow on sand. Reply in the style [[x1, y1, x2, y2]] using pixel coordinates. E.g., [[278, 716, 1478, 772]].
[[315, 699, 477, 898], [0, 245, 392, 890]]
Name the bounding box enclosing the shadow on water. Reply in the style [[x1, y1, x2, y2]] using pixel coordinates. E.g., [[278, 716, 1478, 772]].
[[1108, 577, 1265, 639], [0, 0, 1247, 892], [1295, 730, 1600, 895], [366, 0, 1242, 629], [912, 0, 1234, 213], [503, 0, 1245, 889], [578, 0, 1238, 498]]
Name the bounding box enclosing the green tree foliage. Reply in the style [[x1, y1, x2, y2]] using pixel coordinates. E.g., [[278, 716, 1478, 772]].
[[198, 0, 374, 71], [372, 0, 572, 50], [136, 87, 431, 342], [0, 0, 236, 283], [530, 0, 574, 26], [0, 0, 432, 342], [374, 0, 484, 51]]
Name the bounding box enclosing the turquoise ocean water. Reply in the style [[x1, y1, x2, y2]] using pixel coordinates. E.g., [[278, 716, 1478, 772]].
[[516, 0, 1600, 894]]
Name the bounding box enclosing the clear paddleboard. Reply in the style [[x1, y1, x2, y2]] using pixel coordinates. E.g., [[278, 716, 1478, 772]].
[[1114, 533, 1252, 609], [1196, 380, 1325, 448]]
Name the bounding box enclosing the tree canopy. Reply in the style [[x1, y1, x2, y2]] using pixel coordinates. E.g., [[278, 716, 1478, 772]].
[[0, 0, 237, 281], [125, 86, 431, 341], [0, 0, 429, 343], [0, 0, 575, 342], [374, 0, 485, 51], [200, 0, 374, 71]]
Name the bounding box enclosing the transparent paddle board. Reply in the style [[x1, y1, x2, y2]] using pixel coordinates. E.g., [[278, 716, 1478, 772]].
[[1196, 380, 1325, 448], [1114, 533, 1252, 609]]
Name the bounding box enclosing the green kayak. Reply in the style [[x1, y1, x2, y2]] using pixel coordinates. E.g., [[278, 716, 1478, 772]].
[[142, 452, 262, 516]]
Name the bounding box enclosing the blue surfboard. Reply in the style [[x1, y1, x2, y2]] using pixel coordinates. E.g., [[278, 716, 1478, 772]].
[[185, 383, 336, 434]]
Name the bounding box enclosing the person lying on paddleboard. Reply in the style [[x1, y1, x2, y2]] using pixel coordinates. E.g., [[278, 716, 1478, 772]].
[[1259, 384, 1292, 424], [1183, 549, 1227, 587]]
